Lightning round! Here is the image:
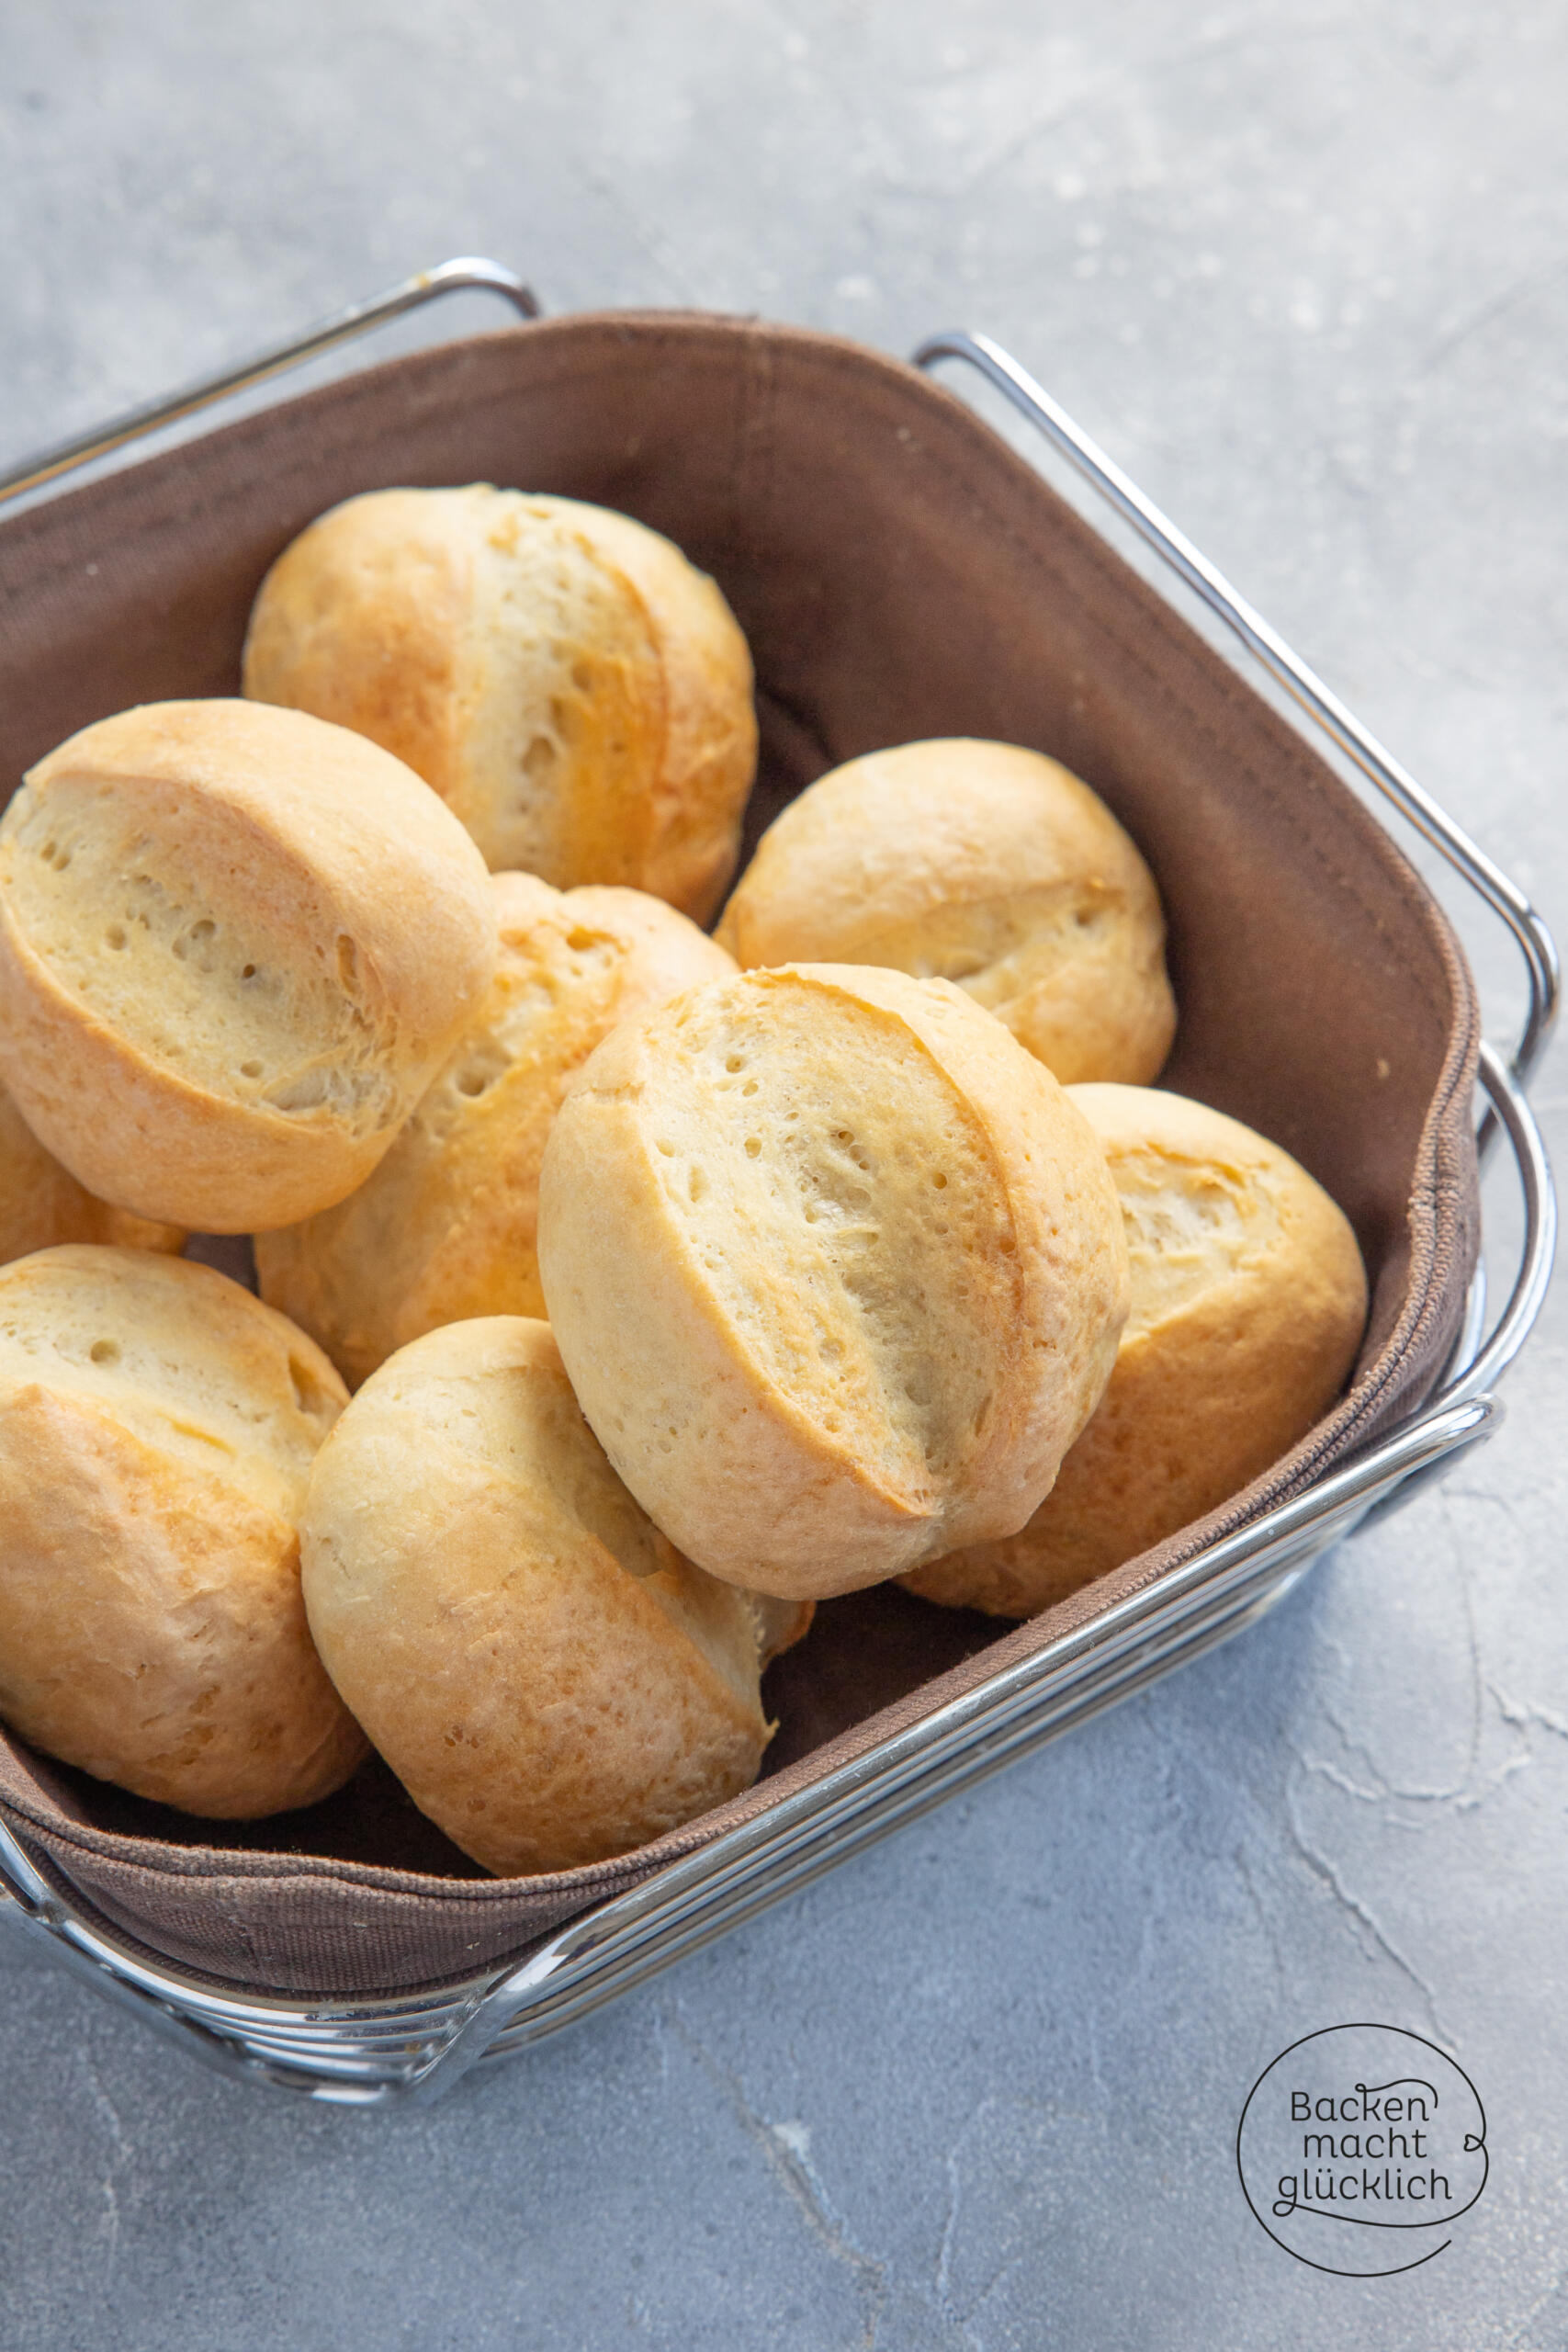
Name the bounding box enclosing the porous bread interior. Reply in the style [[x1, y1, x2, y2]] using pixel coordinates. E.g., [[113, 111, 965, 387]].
[[840, 878, 1169, 1080], [0, 1247, 344, 1522], [390, 878, 630, 1171], [243, 485, 757, 921], [638, 980, 1018, 1507], [400, 875, 728, 1178], [524, 494, 759, 916], [254, 873, 734, 1383], [905, 1084, 1368, 1616], [456, 495, 666, 879], [1113, 1147, 1283, 1329], [845, 879, 1122, 990], [541, 962, 1131, 1597], [3, 770, 401, 1136], [244, 486, 669, 885]]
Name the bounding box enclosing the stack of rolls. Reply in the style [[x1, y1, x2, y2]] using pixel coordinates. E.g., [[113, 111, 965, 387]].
[[0, 481, 1368, 1883]]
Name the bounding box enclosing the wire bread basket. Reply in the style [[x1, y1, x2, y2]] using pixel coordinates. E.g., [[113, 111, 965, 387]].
[[0, 261, 1554, 2101]]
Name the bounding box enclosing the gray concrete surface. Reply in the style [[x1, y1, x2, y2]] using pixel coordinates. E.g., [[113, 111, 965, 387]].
[[1, 5, 1565, 2346]]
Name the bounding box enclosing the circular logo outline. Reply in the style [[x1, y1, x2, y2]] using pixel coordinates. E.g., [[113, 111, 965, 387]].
[[1236, 2023, 1489, 2277]]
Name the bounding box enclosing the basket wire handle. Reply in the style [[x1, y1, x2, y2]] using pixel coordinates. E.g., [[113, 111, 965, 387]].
[[913, 331, 1562, 1096], [0, 257, 539, 508]]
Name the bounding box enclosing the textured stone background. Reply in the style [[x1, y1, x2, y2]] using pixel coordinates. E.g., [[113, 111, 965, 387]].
[[1, 5, 1564, 2346]]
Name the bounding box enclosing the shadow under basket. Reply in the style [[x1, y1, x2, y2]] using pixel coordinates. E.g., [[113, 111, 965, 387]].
[[0, 310, 1485, 2005]]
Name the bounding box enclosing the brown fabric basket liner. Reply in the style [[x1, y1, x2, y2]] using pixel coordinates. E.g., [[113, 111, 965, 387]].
[[0, 314, 1479, 1997]]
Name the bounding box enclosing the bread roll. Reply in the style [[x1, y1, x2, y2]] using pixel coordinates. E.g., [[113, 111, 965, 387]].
[[243, 485, 758, 922], [300, 1317, 805, 1875], [0, 701, 497, 1231], [537, 964, 1131, 1600], [0, 1246, 366, 1816], [256, 872, 734, 1386], [716, 739, 1176, 1084], [1, 1076, 184, 1264], [905, 1085, 1369, 1617]]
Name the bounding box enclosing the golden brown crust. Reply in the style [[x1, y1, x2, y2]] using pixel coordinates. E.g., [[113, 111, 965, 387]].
[[243, 485, 758, 922], [904, 1085, 1370, 1617], [255, 873, 734, 1386], [0, 1077, 185, 1263], [299, 1317, 781, 1875], [716, 739, 1176, 1084], [0, 701, 497, 1231], [0, 1247, 365, 1815], [536, 964, 1130, 1600]]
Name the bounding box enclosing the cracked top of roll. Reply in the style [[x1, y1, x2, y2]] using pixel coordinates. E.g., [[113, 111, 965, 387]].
[[905, 1082, 1371, 1618], [255, 869, 736, 1388], [537, 961, 1131, 1601], [716, 737, 1176, 1087], [242, 484, 758, 925], [0, 699, 497, 1232]]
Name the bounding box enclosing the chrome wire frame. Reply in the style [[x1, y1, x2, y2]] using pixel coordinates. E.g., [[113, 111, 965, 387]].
[[0, 266, 1555, 2103], [911, 332, 1560, 1102], [0, 259, 539, 508]]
